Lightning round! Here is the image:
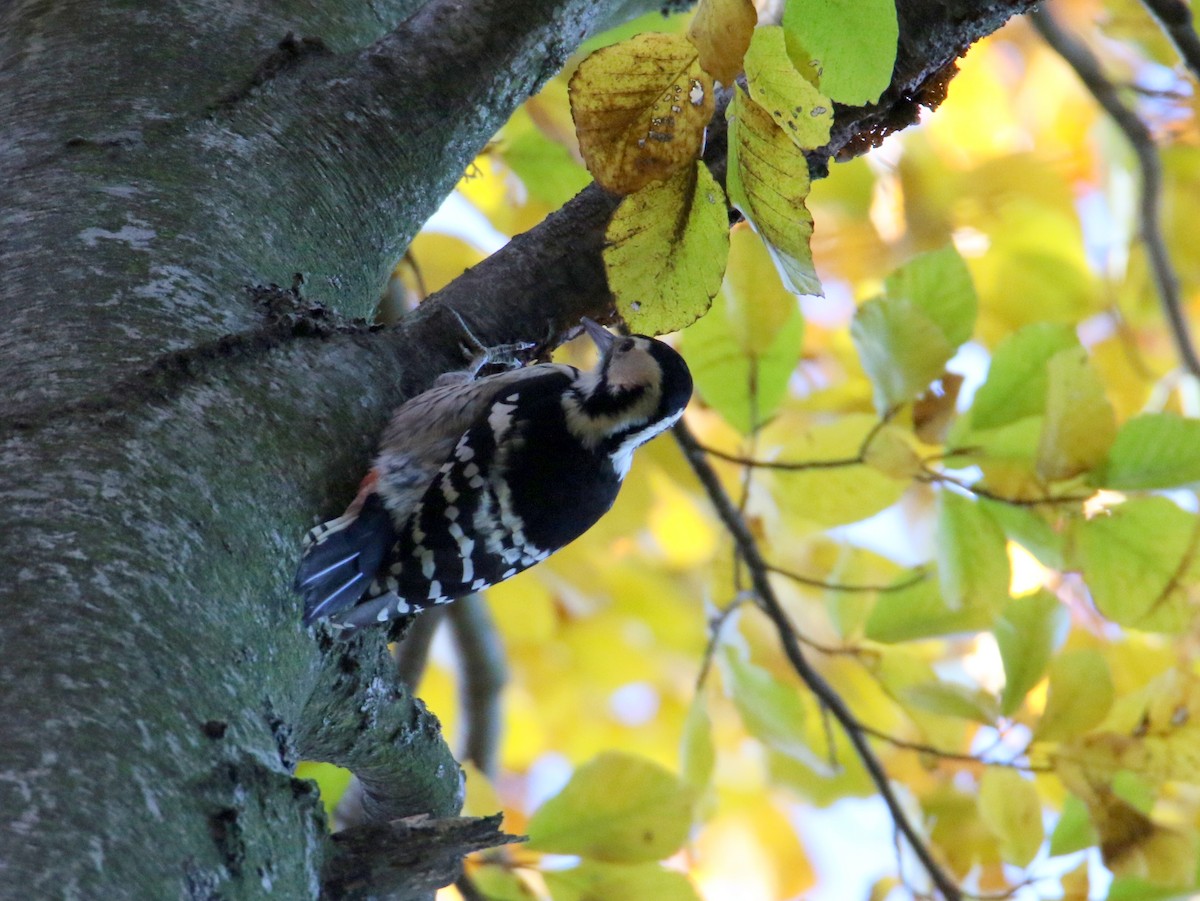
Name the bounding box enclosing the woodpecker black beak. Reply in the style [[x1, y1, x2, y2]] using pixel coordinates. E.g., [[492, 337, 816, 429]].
[[580, 317, 615, 354]]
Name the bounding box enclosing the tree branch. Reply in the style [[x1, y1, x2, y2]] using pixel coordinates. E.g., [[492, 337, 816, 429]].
[[448, 595, 509, 781], [1140, 0, 1200, 82], [674, 421, 962, 901], [1030, 5, 1200, 379]]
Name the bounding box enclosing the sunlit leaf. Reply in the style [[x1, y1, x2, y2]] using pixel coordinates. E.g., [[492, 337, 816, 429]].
[[501, 110, 591, 208], [781, 0, 898, 105], [970, 322, 1079, 431], [865, 566, 996, 643], [1096, 413, 1200, 490], [903, 680, 999, 725], [1050, 793, 1098, 857], [544, 862, 702, 901], [473, 864, 540, 901], [994, 590, 1068, 716], [526, 751, 695, 862], [1071, 497, 1200, 633], [680, 694, 716, 795], [726, 87, 821, 296], [605, 162, 729, 333], [1036, 649, 1114, 742], [935, 491, 1010, 612], [723, 223, 805, 356], [884, 245, 978, 348], [978, 768, 1044, 867], [570, 32, 714, 194], [761, 414, 908, 527], [851, 295, 955, 414], [743, 26, 833, 149], [1036, 346, 1117, 481], [683, 283, 803, 433], [720, 646, 819, 766], [687, 0, 757, 84]]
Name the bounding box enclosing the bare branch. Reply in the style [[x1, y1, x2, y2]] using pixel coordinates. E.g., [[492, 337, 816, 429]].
[[674, 420, 963, 901], [1141, 0, 1200, 82], [1031, 5, 1200, 379]]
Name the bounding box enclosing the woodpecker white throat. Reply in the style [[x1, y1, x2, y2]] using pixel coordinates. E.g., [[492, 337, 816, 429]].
[[295, 317, 693, 630]]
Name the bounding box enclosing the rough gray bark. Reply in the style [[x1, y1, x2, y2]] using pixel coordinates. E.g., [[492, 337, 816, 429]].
[[0, 0, 1035, 898]]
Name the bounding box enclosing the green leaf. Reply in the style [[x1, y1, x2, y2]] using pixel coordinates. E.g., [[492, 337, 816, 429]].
[[980, 499, 1066, 571], [1049, 793, 1098, 857], [501, 116, 591, 209], [682, 282, 803, 433], [1071, 497, 1200, 633], [1097, 413, 1200, 490], [978, 768, 1044, 867], [605, 162, 730, 334], [883, 245, 977, 348], [935, 491, 1011, 612], [526, 752, 694, 862], [545, 862, 701, 901], [903, 681, 999, 725], [781, 0, 898, 105], [743, 26, 832, 149], [970, 322, 1079, 431], [994, 591, 1068, 716], [726, 87, 821, 296], [865, 570, 996, 643], [851, 295, 954, 413], [679, 695, 715, 795], [1036, 346, 1117, 481], [720, 646, 820, 766], [1035, 649, 1114, 741]]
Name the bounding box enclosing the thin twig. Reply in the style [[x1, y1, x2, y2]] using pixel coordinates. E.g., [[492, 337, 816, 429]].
[[917, 468, 1091, 508], [675, 420, 962, 901], [1140, 0, 1200, 82], [765, 562, 930, 594], [1031, 5, 1200, 379]]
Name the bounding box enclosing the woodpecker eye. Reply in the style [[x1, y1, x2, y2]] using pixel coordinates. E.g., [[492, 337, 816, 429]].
[[617, 338, 635, 354]]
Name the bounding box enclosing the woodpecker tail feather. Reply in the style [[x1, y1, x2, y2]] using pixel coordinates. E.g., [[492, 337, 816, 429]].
[[296, 493, 395, 625]]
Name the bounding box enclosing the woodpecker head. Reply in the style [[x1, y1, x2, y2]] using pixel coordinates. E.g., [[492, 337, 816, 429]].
[[565, 318, 693, 465]]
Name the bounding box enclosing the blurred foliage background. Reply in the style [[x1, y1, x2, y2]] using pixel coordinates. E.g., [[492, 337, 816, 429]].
[[302, 1, 1200, 898]]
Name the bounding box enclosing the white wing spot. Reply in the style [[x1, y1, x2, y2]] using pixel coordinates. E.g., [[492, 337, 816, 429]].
[[428, 580, 442, 600]]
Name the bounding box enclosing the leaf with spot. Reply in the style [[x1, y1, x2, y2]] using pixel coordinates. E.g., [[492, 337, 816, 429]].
[[726, 86, 821, 296], [526, 751, 695, 862], [743, 26, 833, 150], [605, 162, 729, 334], [569, 32, 714, 195]]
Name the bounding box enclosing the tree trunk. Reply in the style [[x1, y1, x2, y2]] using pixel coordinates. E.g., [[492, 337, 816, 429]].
[[0, 0, 1034, 897]]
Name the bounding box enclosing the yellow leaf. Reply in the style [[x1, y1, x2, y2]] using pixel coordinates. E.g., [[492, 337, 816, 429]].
[[1036, 346, 1117, 481], [679, 694, 716, 795], [723, 223, 803, 357], [978, 768, 1044, 867], [726, 87, 821, 296], [760, 413, 907, 527], [687, 0, 757, 84], [526, 751, 694, 862], [570, 32, 714, 195], [545, 862, 701, 901], [743, 26, 833, 150], [605, 162, 729, 333], [1036, 649, 1114, 742], [461, 760, 503, 818]]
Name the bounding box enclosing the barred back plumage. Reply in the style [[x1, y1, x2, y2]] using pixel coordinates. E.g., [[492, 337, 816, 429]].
[[295, 318, 693, 631]]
